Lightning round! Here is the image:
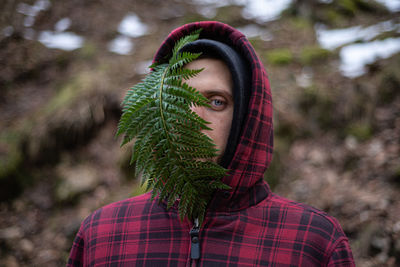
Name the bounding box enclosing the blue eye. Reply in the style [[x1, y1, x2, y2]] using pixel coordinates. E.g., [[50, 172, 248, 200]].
[[212, 99, 224, 106], [209, 98, 227, 111]]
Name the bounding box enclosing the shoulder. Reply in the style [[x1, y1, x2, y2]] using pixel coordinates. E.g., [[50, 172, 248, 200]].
[[80, 192, 154, 232], [265, 193, 348, 251], [67, 193, 162, 265], [268, 193, 345, 233], [260, 193, 354, 264]]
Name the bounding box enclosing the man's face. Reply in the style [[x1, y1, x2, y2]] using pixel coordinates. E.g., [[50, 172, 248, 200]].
[[184, 58, 233, 163]]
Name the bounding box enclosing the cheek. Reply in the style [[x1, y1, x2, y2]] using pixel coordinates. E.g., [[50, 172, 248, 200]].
[[219, 118, 232, 137], [206, 112, 232, 150]]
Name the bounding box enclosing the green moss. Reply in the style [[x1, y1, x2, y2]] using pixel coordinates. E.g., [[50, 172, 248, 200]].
[[338, 0, 384, 14], [378, 55, 400, 104], [318, 0, 385, 26], [265, 48, 293, 66], [44, 72, 93, 115], [338, 0, 358, 15], [79, 42, 97, 60], [0, 131, 23, 179], [325, 9, 343, 25], [345, 122, 373, 141], [298, 86, 335, 130], [299, 86, 320, 112], [0, 128, 34, 202], [300, 46, 331, 65], [45, 83, 77, 115], [289, 17, 313, 31]]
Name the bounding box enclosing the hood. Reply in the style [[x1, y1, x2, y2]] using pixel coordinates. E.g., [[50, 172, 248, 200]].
[[153, 21, 273, 212]]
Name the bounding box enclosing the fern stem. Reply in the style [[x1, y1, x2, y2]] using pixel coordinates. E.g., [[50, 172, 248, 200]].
[[159, 66, 171, 144]]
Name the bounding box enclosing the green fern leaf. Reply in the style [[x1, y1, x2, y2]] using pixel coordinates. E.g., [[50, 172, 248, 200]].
[[117, 30, 230, 224]]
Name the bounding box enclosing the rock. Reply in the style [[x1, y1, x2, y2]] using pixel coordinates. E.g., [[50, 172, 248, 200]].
[[55, 163, 100, 203], [371, 235, 390, 255], [0, 226, 23, 240], [37, 249, 59, 264], [345, 135, 358, 150], [19, 238, 34, 254], [308, 147, 327, 165], [1, 255, 19, 267], [393, 221, 400, 233]]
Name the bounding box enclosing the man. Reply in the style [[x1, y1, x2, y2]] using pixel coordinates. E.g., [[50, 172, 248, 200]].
[[68, 21, 355, 266]]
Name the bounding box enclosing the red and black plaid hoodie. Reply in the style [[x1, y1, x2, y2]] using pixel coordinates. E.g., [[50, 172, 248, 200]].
[[68, 21, 355, 267]]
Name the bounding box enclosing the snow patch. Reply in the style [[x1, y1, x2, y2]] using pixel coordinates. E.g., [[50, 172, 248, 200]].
[[242, 0, 292, 22], [316, 20, 400, 50], [375, 0, 400, 12], [339, 38, 400, 77], [2, 26, 14, 37], [108, 35, 134, 55], [38, 31, 84, 51], [55, 18, 71, 32], [118, 14, 149, 38], [190, 0, 292, 22], [237, 24, 273, 41], [17, 0, 51, 22]]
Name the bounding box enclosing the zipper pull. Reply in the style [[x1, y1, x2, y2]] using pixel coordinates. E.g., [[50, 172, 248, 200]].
[[190, 218, 200, 260]]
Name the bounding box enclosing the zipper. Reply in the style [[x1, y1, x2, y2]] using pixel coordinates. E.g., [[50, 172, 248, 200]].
[[190, 218, 200, 261]]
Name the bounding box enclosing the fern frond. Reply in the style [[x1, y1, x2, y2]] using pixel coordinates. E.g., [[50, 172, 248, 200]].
[[171, 29, 202, 57], [170, 52, 202, 70], [117, 29, 229, 225]]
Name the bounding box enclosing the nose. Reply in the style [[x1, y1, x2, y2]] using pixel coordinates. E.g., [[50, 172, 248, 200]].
[[190, 105, 209, 133], [190, 105, 204, 119]]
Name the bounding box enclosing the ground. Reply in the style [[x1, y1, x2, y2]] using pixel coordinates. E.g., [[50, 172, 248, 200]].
[[0, 0, 399, 266]]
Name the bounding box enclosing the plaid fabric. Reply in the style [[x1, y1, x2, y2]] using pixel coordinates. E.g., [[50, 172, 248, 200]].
[[68, 21, 355, 266]]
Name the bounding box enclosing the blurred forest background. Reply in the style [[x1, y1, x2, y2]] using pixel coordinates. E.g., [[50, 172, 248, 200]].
[[1, 0, 399, 266]]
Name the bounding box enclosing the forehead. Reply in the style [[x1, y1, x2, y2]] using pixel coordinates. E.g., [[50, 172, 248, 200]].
[[184, 58, 233, 95]]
